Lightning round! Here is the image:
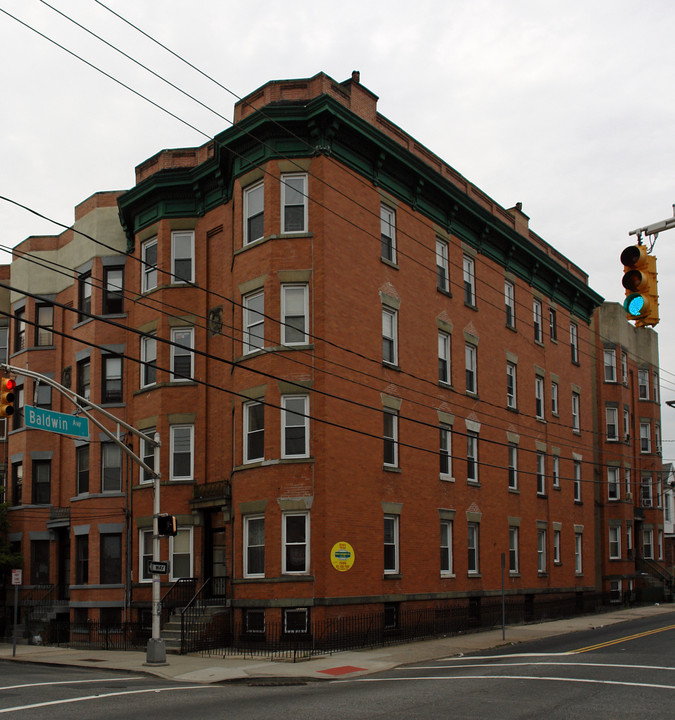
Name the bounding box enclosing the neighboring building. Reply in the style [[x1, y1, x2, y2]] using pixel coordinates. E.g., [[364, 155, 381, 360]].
[[4, 72, 628, 640], [663, 462, 675, 575], [593, 302, 670, 602]]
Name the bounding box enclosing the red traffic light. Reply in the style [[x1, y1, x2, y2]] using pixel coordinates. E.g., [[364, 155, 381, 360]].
[[4, 378, 15, 391], [0, 376, 16, 418]]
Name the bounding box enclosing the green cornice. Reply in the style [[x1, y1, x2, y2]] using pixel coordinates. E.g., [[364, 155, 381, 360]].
[[117, 93, 603, 321]]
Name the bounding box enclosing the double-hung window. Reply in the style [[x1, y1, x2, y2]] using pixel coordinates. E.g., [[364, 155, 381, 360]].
[[11, 462, 22, 506], [505, 281, 515, 328], [508, 444, 518, 490], [78, 273, 92, 321], [551, 381, 559, 414], [243, 291, 265, 354], [536, 452, 546, 495], [100, 534, 122, 584], [244, 402, 264, 463], [533, 298, 543, 342], [384, 515, 399, 574], [77, 359, 91, 403], [281, 284, 308, 345], [466, 431, 478, 483], [170, 528, 193, 580], [281, 174, 308, 233], [103, 267, 124, 314], [553, 529, 561, 564], [244, 182, 264, 244], [244, 516, 265, 577], [76, 535, 89, 585], [638, 369, 649, 399], [640, 422, 651, 453], [535, 376, 545, 419], [382, 308, 398, 365], [549, 307, 557, 340], [141, 237, 158, 292], [467, 522, 479, 574], [283, 512, 309, 574], [506, 362, 517, 409], [537, 529, 547, 573], [509, 527, 519, 573], [572, 392, 580, 431], [436, 239, 449, 292], [140, 334, 157, 387], [575, 533, 583, 573], [35, 304, 53, 346], [574, 460, 582, 501], [604, 349, 617, 382], [465, 344, 477, 394], [101, 444, 122, 493], [171, 231, 195, 283], [14, 307, 26, 352], [438, 331, 450, 384], [140, 530, 153, 582], [439, 425, 452, 479], [383, 410, 398, 468], [102, 355, 123, 403], [380, 205, 396, 262], [76, 445, 89, 495], [608, 466, 620, 500], [140, 428, 156, 484], [608, 527, 620, 560], [570, 323, 579, 363], [281, 395, 309, 458], [171, 327, 194, 381], [440, 520, 453, 576], [552, 455, 560, 489], [170, 425, 194, 480], [32, 460, 50, 505], [606, 407, 618, 440], [643, 528, 654, 559], [463, 256, 475, 306]]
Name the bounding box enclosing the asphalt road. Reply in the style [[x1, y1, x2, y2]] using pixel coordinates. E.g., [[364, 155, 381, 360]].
[[2, 611, 675, 719]]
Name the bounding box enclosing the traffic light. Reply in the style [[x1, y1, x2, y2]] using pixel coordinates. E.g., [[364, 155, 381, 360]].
[[621, 244, 659, 327], [157, 514, 177, 537], [0, 377, 16, 418]]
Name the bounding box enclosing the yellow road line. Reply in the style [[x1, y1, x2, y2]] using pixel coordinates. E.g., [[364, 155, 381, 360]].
[[573, 623, 675, 653]]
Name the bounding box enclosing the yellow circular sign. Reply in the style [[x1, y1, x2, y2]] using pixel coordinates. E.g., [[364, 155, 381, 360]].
[[330, 541, 355, 572]]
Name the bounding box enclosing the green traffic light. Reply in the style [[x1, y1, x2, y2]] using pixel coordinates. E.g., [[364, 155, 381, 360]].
[[624, 293, 646, 317]]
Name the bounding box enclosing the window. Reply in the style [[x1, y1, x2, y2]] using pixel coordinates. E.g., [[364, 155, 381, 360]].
[[549, 307, 557, 340], [380, 205, 396, 262], [30, 539, 50, 585], [436, 239, 449, 292], [621, 352, 628, 384], [102, 355, 123, 403], [551, 381, 559, 414], [625, 468, 632, 497], [575, 533, 583, 573], [171, 327, 194, 381], [170, 425, 194, 480], [505, 281, 515, 328], [438, 331, 450, 384], [170, 528, 193, 579], [243, 291, 265, 354], [281, 395, 309, 458], [658, 530, 664, 560], [141, 237, 158, 292], [638, 369, 649, 399], [245, 609, 265, 634], [553, 529, 561, 564], [102, 266, 124, 314], [384, 514, 399, 574], [466, 431, 479, 483], [35, 383, 51, 410], [383, 410, 398, 468], [281, 284, 309, 345], [604, 349, 617, 382], [13, 385, 24, 430], [642, 528, 654, 559], [140, 530, 152, 582], [535, 376, 544, 419], [140, 334, 157, 387], [623, 408, 630, 441], [533, 298, 543, 342], [281, 174, 308, 234], [35, 304, 53, 346], [653, 371, 660, 403], [140, 429, 155, 484], [440, 520, 453, 576], [284, 608, 309, 635], [244, 402, 264, 463], [610, 579, 622, 604], [640, 422, 651, 453], [171, 230, 194, 283], [78, 273, 92, 321], [101, 444, 122, 493], [463, 256, 475, 305], [536, 452, 546, 495], [508, 444, 518, 490], [75, 535, 89, 585], [572, 392, 580, 431], [32, 460, 50, 505], [574, 460, 582, 502], [608, 467, 620, 500], [244, 182, 264, 245], [439, 425, 452, 479], [244, 516, 265, 577], [0, 326, 7, 363], [467, 522, 479, 574], [465, 344, 477, 394], [382, 308, 397, 365], [100, 534, 122, 584], [11, 462, 22, 506], [570, 323, 579, 363], [76, 445, 89, 495], [509, 527, 519, 574], [506, 362, 517, 409], [77, 359, 91, 403], [656, 424, 662, 454], [552, 456, 560, 489], [641, 475, 653, 506], [606, 407, 618, 441], [537, 529, 547, 573], [609, 527, 621, 559], [283, 512, 309, 574]]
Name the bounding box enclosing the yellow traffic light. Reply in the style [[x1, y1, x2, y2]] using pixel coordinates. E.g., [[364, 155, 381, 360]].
[[0, 376, 16, 418], [621, 244, 659, 327]]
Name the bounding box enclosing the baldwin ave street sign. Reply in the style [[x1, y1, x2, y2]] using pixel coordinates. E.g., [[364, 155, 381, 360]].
[[24, 405, 89, 438]]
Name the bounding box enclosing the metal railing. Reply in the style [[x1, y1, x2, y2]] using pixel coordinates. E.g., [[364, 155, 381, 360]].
[[180, 577, 230, 653], [159, 577, 197, 626]]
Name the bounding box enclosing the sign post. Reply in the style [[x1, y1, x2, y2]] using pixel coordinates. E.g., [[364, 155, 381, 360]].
[[11, 569, 21, 657]]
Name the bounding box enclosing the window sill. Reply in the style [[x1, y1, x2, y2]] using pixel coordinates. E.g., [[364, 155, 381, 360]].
[[440, 573, 455, 579], [439, 475, 455, 483], [536, 417, 546, 424], [382, 361, 401, 371], [467, 480, 480, 487], [233, 575, 314, 584], [437, 288, 452, 298], [537, 493, 547, 499], [538, 572, 548, 578], [380, 257, 399, 270], [383, 466, 402, 474], [438, 381, 452, 390], [508, 487, 520, 494], [465, 391, 479, 399], [467, 572, 482, 578], [553, 484, 561, 491], [507, 405, 518, 413], [506, 324, 517, 332], [383, 573, 402, 579], [71, 492, 124, 501], [574, 500, 583, 505], [509, 572, 521, 578], [464, 302, 478, 311]]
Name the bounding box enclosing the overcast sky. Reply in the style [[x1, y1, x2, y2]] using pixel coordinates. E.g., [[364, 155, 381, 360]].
[[2, 0, 675, 459]]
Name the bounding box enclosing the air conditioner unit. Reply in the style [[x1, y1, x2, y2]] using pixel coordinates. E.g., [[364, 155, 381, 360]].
[[626, 492, 632, 500], [642, 498, 652, 508]]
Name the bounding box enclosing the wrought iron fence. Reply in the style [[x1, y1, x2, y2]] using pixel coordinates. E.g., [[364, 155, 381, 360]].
[[41, 620, 151, 650]]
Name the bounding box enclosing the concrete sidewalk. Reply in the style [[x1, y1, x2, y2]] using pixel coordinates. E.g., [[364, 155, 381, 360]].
[[1, 604, 673, 685]]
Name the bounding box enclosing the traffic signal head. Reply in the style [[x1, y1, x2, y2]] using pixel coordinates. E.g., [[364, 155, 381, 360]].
[[0, 377, 16, 418], [157, 514, 177, 537], [621, 244, 659, 327]]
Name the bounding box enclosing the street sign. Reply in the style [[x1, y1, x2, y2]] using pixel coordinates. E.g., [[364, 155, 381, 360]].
[[11, 569, 21, 586], [24, 405, 89, 438], [148, 561, 169, 574]]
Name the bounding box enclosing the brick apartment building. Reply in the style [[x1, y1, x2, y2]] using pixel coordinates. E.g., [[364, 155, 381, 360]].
[[2, 71, 667, 640]]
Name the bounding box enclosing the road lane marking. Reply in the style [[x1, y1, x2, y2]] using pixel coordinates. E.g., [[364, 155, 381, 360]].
[[573, 622, 675, 653], [0, 677, 143, 691], [0, 685, 211, 713], [399, 662, 675, 672]]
